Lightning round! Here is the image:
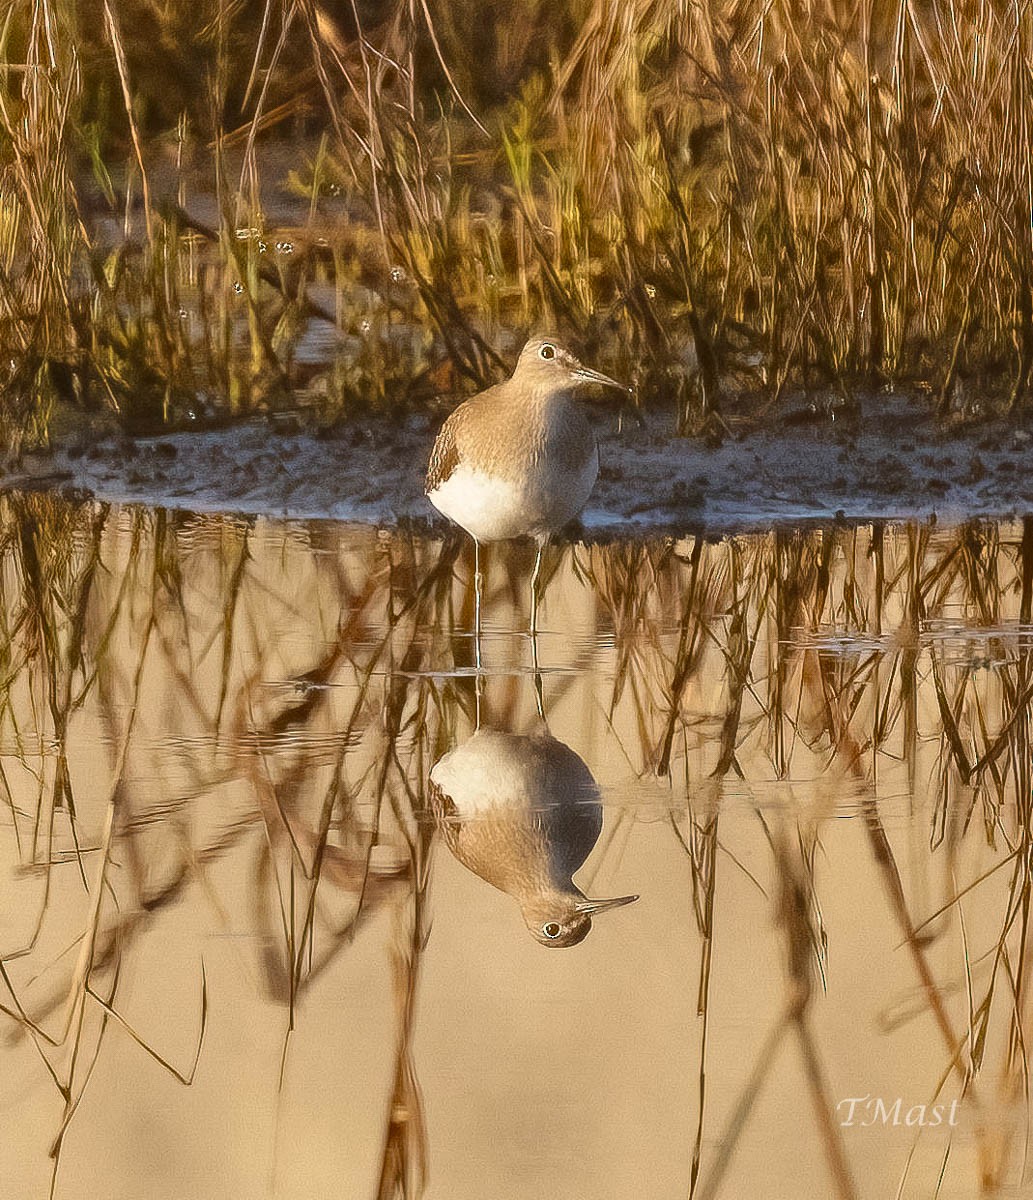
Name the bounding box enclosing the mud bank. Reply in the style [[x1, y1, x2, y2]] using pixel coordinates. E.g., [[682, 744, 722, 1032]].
[[5, 393, 1032, 534]]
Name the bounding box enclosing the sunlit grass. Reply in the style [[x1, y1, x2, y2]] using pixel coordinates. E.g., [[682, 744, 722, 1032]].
[[0, 2, 1032, 448]]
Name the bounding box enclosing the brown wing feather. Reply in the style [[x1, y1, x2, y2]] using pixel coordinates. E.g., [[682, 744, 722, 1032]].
[[428, 779, 462, 856], [426, 380, 595, 496], [425, 407, 464, 494]]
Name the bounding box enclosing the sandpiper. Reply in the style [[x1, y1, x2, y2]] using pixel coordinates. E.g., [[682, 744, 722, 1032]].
[[425, 337, 630, 640], [429, 725, 638, 946]]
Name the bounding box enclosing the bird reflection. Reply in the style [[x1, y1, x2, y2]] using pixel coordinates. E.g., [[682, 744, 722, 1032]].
[[429, 725, 637, 946]]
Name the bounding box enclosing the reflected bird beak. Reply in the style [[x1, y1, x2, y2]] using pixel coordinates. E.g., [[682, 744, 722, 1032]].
[[575, 894, 639, 915]]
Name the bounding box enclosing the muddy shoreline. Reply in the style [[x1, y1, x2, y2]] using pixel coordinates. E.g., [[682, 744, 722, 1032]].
[[5, 392, 1032, 534]]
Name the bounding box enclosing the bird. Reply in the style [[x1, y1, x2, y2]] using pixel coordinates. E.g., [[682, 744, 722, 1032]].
[[429, 725, 638, 947], [425, 337, 630, 651]]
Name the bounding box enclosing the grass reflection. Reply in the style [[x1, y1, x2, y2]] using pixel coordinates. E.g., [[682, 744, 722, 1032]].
[[0, 494, 1031, 1196]]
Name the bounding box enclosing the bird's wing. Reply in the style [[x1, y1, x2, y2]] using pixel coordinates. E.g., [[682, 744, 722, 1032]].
[[537, 735, 604, 880], [425, 405, 464, 493], [425, 385, 513, 494], [429, 778, 458, 820]]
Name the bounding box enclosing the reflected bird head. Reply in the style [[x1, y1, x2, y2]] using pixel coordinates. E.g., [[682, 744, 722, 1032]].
[[523, 893, 640, 948]]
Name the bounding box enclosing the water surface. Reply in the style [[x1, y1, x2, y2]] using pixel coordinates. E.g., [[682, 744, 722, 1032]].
[[1, 495, 1030, 1199]]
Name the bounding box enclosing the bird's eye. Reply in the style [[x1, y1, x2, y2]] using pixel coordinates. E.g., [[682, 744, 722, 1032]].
[[539, 343, 556, 360], [542, 922, 562, 939]]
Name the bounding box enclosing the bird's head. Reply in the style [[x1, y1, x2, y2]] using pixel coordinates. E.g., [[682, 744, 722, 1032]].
[[521, 892, 639, 948], [515, 337, 631, 398]]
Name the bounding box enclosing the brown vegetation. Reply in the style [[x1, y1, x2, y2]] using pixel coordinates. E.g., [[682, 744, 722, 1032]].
[[1, 1, 1032, 447]]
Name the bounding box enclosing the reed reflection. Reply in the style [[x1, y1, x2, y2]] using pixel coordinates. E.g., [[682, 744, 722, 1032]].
[[1, 494, 1033, 1198]]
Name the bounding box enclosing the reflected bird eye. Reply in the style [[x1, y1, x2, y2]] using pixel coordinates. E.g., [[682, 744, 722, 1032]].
[[542, 922, 562, 938]]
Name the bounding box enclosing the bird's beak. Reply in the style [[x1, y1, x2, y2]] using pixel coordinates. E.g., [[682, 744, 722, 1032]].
[[575, 894, 639, 915], [571, 365, 634, 395]]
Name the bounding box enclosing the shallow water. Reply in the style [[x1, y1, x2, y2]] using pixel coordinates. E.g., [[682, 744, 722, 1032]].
[[0, 495, 1031, 1199]]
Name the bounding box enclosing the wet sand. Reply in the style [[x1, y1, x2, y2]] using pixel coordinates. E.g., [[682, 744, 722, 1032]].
[[5, 391, 1032, 531]]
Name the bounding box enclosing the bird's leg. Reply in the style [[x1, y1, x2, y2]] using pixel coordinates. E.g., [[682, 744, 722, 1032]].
[[474, 539, 484, 726], [473, 539, 483, 671], [530, 539, 544, 719], [530, 540, 544, 631]]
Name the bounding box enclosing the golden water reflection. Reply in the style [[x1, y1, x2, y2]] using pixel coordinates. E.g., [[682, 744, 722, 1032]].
[[0, 494, 1031, 1199]]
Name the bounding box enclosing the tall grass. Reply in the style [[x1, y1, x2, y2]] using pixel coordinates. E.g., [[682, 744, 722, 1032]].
[[2, 0, 1033, 446]]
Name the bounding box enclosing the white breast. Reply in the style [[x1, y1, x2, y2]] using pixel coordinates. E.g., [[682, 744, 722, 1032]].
[[427, 445, 599, 542], [427, 465, 533, 541]]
